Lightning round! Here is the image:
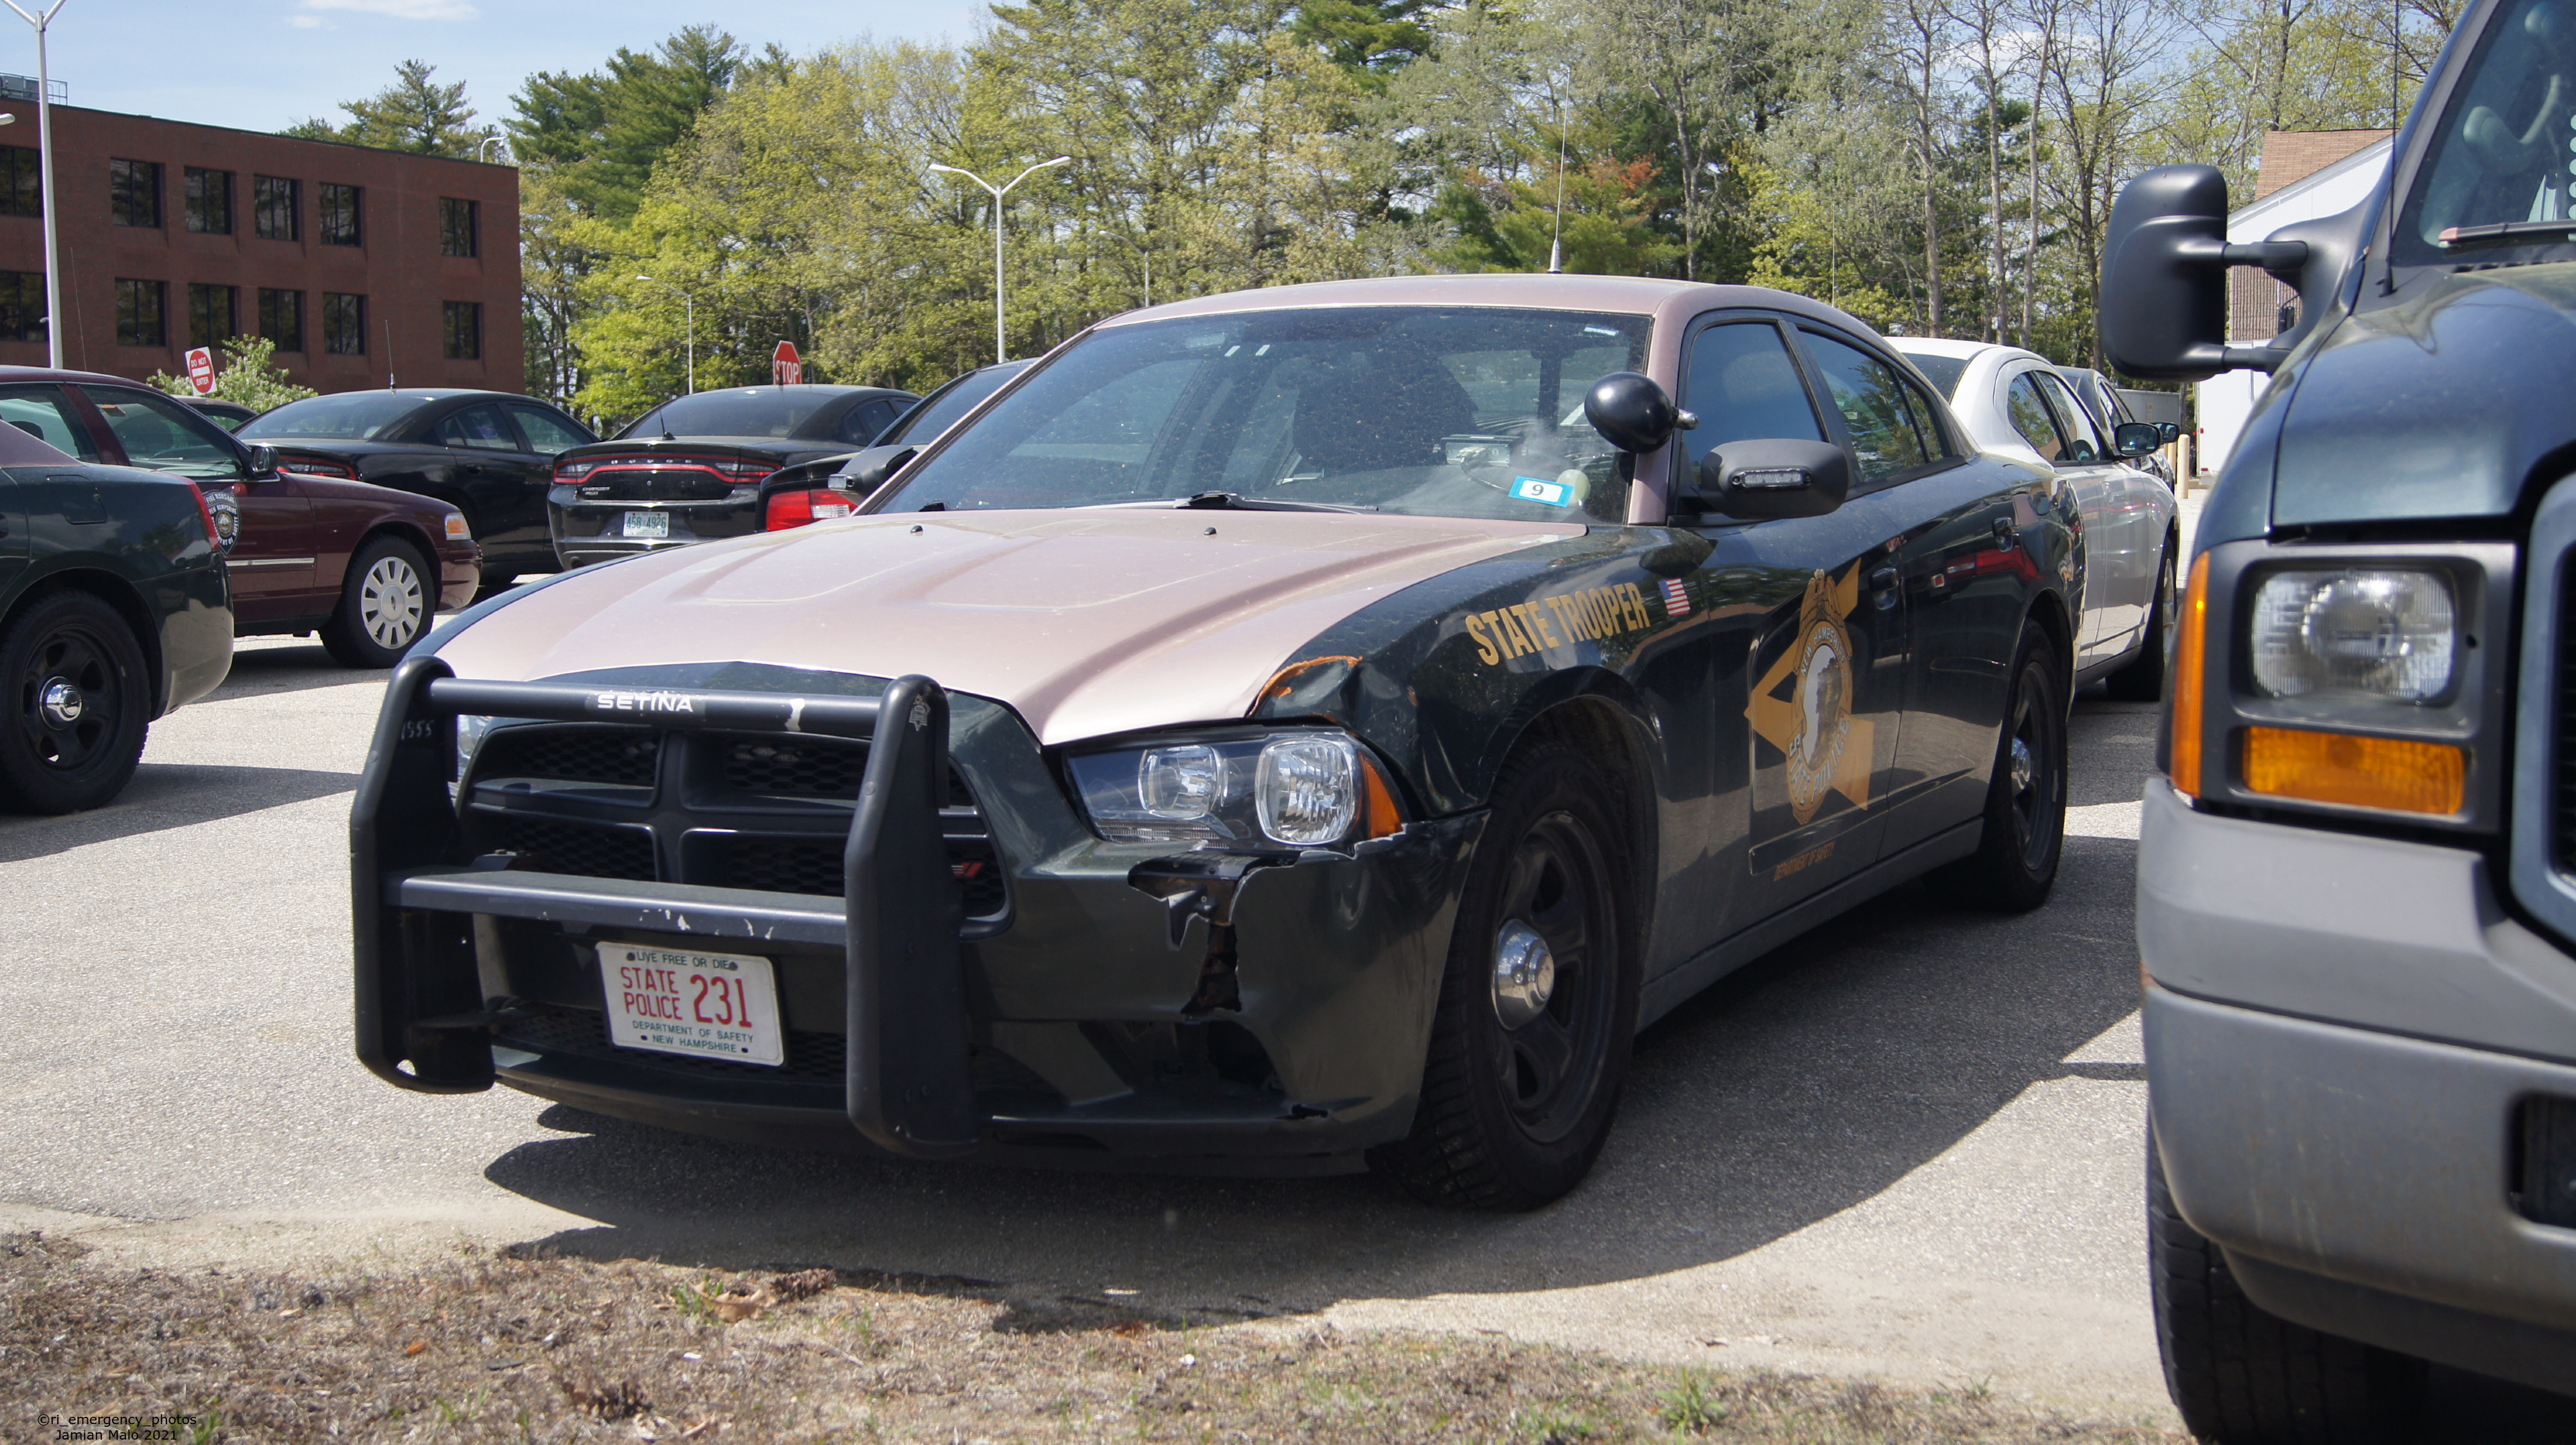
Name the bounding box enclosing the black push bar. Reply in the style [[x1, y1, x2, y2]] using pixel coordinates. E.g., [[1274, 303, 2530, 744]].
[[350, 653, 977, 1157]]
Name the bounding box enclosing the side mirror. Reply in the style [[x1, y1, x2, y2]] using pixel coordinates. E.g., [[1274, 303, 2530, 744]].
[[835, 444, 919, 494], [246, 443, 280, 480], [2157, 421, 2181, 445], [1688, 438, 1849, 521], [1584, 372, 1682, 454], [2113, 421, 2162, 458]]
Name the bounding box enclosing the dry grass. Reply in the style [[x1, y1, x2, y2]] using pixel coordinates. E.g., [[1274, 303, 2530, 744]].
[[3, 1230, 2181, 1443]]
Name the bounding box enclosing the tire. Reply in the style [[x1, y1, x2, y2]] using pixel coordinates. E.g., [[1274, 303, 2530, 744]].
[[0, 590, 150, 814], [2106, 537, 2178, 702], [1373, 741, 1636, 1210], [2151, 1134, 2426, 1442], [1927, 621, 2068, 912], [322, 537, 433, 669]]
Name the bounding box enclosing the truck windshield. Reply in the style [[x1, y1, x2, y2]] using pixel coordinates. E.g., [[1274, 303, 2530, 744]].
[[2397, 0, 2576, 264], [872, 307, 1650, 525]]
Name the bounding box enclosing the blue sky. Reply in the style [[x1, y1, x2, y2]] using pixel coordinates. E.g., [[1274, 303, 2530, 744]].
[[0, 1, 987, 138]]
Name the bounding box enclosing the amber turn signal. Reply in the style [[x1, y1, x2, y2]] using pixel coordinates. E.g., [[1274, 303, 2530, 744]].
[[2168, 554, 2210, 798], [1360, 755, 1404, 840], [2241, 727, 2465, 815]]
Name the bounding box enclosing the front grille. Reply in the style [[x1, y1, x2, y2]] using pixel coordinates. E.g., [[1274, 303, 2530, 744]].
[[463, 720, 1008, 921], [724, 739, 868, 798], [482, 728, 659, 788], [493, 816, 655, 879], [499, 1005, 847, 1081]]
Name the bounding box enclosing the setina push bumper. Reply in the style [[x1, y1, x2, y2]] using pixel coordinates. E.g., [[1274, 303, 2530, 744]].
[[350, 655, 1479, 1172]]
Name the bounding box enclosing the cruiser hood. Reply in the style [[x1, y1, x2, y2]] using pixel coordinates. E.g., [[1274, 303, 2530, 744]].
[[431, 507, 1578, 745]]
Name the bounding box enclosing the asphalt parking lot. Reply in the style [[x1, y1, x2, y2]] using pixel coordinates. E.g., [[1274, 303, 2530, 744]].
[[3, 565, 2567, 1435]]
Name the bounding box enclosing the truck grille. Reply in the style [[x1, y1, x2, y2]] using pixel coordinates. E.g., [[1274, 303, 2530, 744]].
[[462, 723, 1006, 922]]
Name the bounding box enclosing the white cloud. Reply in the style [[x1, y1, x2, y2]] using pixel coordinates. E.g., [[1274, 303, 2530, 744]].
[[297, 0, 481, 19], [289, 14, 329, 27]]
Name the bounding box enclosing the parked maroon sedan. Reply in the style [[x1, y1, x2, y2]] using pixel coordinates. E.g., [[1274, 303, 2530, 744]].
[[0, 368, 480, 666]]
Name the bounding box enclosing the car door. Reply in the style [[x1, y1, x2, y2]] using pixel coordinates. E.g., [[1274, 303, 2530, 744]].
[[2031, 368, 2144, 665], [1672, 314, 1914, 921], [432, 403, 548, 573], [81, 385, 313, 619]]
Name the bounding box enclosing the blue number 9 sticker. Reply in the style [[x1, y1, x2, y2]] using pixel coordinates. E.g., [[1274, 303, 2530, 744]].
[[1510, 476, 1572, 507]]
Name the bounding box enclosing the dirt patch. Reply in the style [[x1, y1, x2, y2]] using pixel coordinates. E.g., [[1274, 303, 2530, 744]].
[[3, 1230, 2181, 1442]]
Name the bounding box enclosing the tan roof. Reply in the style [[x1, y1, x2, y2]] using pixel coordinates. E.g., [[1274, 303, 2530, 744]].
[[1107, 273, 1870, 333]]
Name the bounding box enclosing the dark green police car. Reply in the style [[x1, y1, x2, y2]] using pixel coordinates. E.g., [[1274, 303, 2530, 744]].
[[354, 274, 2076, 1207]]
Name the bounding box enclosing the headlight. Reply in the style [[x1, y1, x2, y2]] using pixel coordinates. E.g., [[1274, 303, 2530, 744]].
[[2250, 568, 2457, 702], [1068, 730, 1400, 849]]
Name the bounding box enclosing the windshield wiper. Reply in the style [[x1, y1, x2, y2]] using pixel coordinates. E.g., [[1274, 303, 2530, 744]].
[[1175, 490, 1377, 513], [2434, 219, 2576, 252]]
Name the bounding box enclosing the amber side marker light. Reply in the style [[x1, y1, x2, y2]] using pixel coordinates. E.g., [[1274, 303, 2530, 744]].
[[2169, 554, 2210, 797], [1360, 755, 1404, 840], [2243, 727, 2465, 815]]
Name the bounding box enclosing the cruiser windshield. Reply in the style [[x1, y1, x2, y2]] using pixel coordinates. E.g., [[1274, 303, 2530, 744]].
[[872, 307, 1651, 525]]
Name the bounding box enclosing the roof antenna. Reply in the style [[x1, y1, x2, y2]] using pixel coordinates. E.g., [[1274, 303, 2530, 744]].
[[1546, 98, 1568, 276], [382, 317, 395, 390]]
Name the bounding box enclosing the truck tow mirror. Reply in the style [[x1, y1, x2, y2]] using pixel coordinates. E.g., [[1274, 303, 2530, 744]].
[[1688, 437, 1849, 521], [2100, 164, 2316, 381], [1584, 371, 1682, 454]]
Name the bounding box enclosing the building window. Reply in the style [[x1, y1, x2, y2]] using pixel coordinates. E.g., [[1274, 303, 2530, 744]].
[[254, 175, 298, 241], [110, 159, 162, 228], [442, 301, 481, 360], [317, 183, 360, 246], [187, 283, 236, 349], [183, 168, 233, 235], [438, 197, 477, 258], [0, 146, 36, 217], [258, 288, 303, 352], [321, 292, 365, 355], [115, 278, 166, 347], [0, 270, 43, 343]]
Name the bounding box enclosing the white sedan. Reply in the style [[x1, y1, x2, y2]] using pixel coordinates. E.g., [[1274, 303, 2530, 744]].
[[1889, 338, 2179, 700]]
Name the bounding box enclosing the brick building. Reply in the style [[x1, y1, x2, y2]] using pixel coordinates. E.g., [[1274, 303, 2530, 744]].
[[2228, 129, 2392, 345], [0, 95, 521, 394]]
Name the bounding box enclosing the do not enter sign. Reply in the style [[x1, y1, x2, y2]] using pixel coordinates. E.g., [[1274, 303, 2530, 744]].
[[184, 347, 215, 395], [771, 341, 801, 386]]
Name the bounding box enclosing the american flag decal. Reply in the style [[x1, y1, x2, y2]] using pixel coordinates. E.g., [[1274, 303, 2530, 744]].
[[1660, 577, 1692, 617]]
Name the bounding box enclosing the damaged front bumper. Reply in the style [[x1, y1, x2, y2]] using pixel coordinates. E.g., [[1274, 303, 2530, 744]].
[[352, 658, 1481, 1174]]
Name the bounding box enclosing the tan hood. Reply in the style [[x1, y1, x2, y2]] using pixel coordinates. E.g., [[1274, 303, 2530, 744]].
[[436, 509, 1578, 745]]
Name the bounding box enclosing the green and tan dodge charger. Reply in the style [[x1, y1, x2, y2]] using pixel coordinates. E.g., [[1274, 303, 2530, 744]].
[[354, 274, 2079, 1208]]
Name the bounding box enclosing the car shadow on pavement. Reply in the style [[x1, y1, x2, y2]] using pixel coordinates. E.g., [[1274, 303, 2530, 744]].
[[478, 828, 2151, 1315], [207, 641, 386, 700], [0, 763, 353, 862]]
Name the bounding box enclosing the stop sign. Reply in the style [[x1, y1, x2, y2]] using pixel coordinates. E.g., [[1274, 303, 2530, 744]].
[[771, 341, 801, 386], [184, 347, 215, 394]]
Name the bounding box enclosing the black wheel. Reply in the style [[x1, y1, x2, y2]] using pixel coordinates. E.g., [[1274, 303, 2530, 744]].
[[322, 537, 432, 668], [0, 590, 150, 814], [1373, 742, 1635, 1210], [2151, 1134, 2425, 1442], [2106, 537, 2178, 702], [1927, 621, 2067, 912]]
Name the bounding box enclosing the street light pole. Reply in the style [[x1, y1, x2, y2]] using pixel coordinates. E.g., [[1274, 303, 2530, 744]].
[[634, 274, 692, 395], [476, 129, 507, 164], [929, 156, 1069, 364], [2, 0, 67, 369]]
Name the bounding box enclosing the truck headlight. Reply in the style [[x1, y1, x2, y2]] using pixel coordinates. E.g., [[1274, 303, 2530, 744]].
[[2250, 568, 2456, 702], [1069, 730, 1401, 849]]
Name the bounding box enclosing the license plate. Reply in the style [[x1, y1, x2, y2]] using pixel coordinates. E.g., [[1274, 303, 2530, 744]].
[[621, 511, 670, 538], [598, 943, 784, 1066]]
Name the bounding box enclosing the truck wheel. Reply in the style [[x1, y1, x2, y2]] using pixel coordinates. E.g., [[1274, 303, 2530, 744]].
[[2105, 541, 2177, 702], [322, 537, 432, 669], [2151, 1135, 2424, 1443], [1373, 741, 1635, 1210], [1927, 621, 2067, 911], [0, 590, 150, 814]]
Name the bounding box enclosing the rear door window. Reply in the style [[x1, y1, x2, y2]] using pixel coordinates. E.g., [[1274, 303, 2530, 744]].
[[2032, 371, 2106, 464], [506, 404, 592, 456], [1799, 329, 1933, 488], [2004, 374, 2070, 462], [435, 404, 519, 451], [87, 388, 241, 478], [0, 384, 101, 460], [1678, 319, 1823, 472]]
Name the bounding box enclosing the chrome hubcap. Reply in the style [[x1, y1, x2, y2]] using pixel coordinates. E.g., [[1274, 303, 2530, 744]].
[[38, 678, 81, 728], [360, 555, 424, 649], [1491, 919, 1556, 1030], [2009, 736, 2035, 796]]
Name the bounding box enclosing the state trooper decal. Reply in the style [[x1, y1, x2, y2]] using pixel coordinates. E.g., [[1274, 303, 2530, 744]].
[[1750, 564, 1872, 826]]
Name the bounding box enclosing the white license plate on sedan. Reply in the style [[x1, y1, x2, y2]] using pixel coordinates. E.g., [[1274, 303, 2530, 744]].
[[598, 943, 784, 1066], [621, 511, 671, 538]]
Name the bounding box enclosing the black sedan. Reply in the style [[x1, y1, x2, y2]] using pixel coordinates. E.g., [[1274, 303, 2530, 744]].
[[755, 362, 1034, 517], [546, 384, 916, 568], [237, 389, 600, 586]]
